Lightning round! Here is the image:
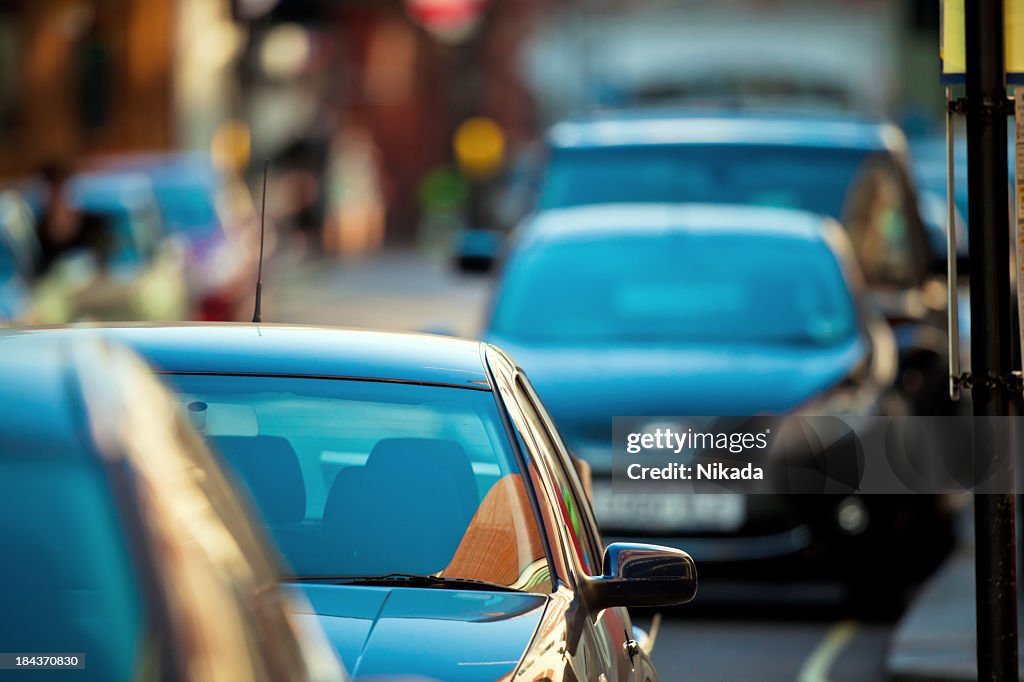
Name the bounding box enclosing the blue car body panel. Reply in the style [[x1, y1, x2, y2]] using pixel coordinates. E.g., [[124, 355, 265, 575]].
[[288, 585, 546, 681]]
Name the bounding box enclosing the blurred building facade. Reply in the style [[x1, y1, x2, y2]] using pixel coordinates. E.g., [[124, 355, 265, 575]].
[[0, 0, 176, 176], [0, 0, 942, 242]]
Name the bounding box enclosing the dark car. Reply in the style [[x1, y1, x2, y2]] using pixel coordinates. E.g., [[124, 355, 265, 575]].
[[0, 333, 345, 682], [483, 203, 953, 612], [536, 108, 951, 414], [22, 323, 698, 681]]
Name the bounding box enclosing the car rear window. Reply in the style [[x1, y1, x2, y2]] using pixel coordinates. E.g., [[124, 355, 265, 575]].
[[540, 144, 873, 219]]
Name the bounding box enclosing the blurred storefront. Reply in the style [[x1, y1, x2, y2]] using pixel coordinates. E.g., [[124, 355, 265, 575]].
[[233, 0, 552, 247], [0, 0, 942, 244], [0, 0, 177, 176]]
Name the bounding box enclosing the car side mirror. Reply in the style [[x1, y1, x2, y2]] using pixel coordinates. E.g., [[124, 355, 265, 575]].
[[584, 543, 697, 613]]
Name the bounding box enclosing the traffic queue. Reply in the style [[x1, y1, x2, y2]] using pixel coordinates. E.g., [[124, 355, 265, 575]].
[[0, 106, 962, 681], [0, 153, 259, 326]]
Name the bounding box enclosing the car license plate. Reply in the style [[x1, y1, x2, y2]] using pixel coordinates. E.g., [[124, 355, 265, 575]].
[[590, 485, 745, 533]]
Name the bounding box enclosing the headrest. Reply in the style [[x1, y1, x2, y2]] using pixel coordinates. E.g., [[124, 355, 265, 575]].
[[367, 438, 478, 519], [320, 446, 470, 575], [211, 435, 306, 523]]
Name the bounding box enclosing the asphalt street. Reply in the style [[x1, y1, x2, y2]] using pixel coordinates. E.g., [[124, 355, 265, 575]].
[[266, 248, 896, 682]]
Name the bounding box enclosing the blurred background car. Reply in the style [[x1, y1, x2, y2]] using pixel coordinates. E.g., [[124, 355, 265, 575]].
[[0, 333, 345, 682], [520, 108, 953, 416], [483, 203, 954, 613], [26, 323, 698, 682], [28, 170, 190, 322], [94, 152, 259, 320]]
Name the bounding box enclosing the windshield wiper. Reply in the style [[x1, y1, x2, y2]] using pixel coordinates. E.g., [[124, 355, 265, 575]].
[[283, 572, 521, 592]]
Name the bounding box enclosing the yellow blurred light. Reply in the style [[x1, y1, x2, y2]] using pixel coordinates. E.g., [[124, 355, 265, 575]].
[[453, 116, 505, 180], [211, 120, 252, 173]]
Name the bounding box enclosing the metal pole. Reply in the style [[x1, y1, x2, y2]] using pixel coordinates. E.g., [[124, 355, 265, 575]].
[[965, 1, 1019, 680], [947, 85, 961, 401]]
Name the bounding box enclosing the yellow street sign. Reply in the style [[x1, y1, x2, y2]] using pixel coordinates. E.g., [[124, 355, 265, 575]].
[[942, 0, 1024, 83]]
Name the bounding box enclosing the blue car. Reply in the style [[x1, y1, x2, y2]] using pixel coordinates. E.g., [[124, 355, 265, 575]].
[[534, 108, 951, 415], [22, 323, 698, 681], [30, 171, 190, 322], [483, 203, 953, 612], [0, 333, 345, 682]]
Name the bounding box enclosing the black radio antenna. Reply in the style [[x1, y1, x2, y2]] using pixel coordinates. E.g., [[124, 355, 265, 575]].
[[252, 159, 268, 324]]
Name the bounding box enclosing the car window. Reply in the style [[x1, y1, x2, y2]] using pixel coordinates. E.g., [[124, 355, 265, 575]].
[[165, 374, 553, 593], [842, 156, 915, 286], [540, 144, 873, 219], [153, 182, 220, 237], [80, 204, 158, 267], [518, 376, 604, 551], [513, 375, 601, 576], [492, 231, 859, 347]]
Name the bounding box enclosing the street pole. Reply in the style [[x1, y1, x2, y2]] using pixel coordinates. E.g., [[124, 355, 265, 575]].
[[964, 1, 1019, 680]]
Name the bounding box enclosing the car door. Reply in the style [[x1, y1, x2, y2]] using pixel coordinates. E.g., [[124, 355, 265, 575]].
[[510, 372, 641, 682]]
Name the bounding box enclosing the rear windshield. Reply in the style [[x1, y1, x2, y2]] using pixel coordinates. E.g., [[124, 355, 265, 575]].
[[540, 144, 874, 219]]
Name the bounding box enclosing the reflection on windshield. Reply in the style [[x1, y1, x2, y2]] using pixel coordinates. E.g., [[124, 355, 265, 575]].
[[491, 233, 858, 347], [165, 374, 552, 593]]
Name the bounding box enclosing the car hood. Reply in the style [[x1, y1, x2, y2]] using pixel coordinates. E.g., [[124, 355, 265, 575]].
[[488, 336, 866, 452], [286, 584, 547, 681]]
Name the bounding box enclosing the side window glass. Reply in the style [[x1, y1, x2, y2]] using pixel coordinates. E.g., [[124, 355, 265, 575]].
[[514, 376, 600, 576], [842, 155, 913, 285]]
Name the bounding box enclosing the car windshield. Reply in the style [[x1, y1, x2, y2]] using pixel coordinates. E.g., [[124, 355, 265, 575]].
[[491, 232, 858, 346], [164, 374, 552, 593], [540, 144, 875, 219]]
